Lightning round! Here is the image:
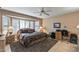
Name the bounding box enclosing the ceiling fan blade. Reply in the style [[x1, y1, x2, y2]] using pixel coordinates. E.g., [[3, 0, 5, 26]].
[[43, 12, 49, 16], [40, 13, 42, 16], [33, 12, 40, 13], [46, 10, 52, 12]]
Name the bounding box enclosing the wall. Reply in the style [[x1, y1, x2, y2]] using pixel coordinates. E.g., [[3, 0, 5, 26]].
[[43, 11, 79, 34]]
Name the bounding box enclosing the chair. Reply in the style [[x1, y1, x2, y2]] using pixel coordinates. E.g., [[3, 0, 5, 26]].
[[61, 30, 69, 40], [50, 32, 55, 39], [70, 34, 78, 44]]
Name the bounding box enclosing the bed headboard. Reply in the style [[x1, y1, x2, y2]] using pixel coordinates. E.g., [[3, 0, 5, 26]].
[[19, 28, 35, 33]]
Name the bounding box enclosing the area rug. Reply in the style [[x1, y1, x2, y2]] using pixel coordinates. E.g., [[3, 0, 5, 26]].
[[10, 38, 57, 52]]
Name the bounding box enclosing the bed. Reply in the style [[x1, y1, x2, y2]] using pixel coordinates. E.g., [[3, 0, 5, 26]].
[[17, 28, 49, 47]]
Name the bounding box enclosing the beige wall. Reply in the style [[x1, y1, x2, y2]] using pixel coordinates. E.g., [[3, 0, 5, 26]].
[[43, 11, 79, 34]]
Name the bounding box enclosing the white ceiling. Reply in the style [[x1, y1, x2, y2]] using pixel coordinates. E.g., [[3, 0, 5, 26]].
[[1, 7, 79, 19]]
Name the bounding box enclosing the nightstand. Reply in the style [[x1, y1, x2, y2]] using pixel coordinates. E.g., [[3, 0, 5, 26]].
[[55, 31, 62, 41], [0, 36, 6, 52]]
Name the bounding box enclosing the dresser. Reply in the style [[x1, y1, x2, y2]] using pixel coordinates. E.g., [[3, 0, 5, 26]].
[[0, 36, 6, 52], [55, 31, 62, 41]]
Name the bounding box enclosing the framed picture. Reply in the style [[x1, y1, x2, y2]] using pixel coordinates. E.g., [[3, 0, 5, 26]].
[[53, 23, 61, 28]]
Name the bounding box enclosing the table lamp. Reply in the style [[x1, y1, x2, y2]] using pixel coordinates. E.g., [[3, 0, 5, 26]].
[[39, 26, 48, 33], [40, 26, 43, 32], [8, 26, 13, 34], [77, 25, 79, 29]]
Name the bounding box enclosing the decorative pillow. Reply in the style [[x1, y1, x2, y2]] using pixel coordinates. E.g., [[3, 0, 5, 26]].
[[19, 28, 35, 33], [28, 29, 35, 33]]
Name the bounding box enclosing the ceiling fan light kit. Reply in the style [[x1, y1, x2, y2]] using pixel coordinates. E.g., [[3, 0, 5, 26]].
[[34, 7, 50, 16]]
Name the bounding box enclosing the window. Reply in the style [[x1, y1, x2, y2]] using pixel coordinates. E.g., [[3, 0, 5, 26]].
[[2, 15, 40, 33], [12, 18, 20, 32], [2, 16, 9, 34], [20, 20, 25, 29], [25, 21, 30, 28], [29, 21, 34, 29], [35, 21, 40, 31]]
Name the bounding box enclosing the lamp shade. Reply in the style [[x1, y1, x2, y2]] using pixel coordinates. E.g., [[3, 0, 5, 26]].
[[77, 25, 79, 29], [39, 26, 48, 33], [8, 26, 13, 32], [40, 26, 43, 29]]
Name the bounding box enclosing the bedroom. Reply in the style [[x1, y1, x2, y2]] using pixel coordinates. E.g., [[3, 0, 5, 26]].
[[0, 7, 79, 52]]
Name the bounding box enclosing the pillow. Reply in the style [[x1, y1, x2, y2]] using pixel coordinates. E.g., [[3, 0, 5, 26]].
[[19, 28, 35, 33], [28, 29, 35, 33]]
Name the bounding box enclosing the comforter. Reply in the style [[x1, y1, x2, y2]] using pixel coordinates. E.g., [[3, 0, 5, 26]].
[[19, 32, 49, 47]]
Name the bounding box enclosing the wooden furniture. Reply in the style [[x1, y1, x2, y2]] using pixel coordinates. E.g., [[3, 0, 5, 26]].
[[6, 34, 15, 44], [70, 33, 78, 44], [0, 36, 6, 52], [62, 30, 69, 40], [48, 41, 78, 52], [55, 31, 62, 41]]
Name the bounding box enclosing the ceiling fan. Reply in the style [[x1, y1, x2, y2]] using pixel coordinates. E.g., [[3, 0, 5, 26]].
[[34, 8, 51, 16]]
